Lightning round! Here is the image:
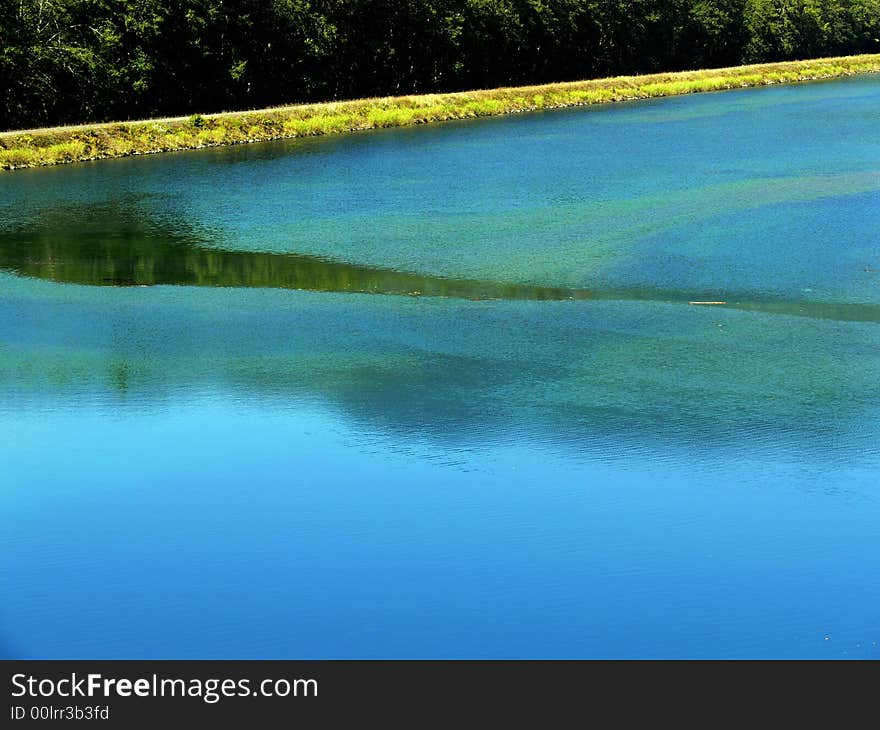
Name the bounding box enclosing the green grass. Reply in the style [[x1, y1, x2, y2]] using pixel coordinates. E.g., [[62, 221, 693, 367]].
[[3, 53, 880, 171]]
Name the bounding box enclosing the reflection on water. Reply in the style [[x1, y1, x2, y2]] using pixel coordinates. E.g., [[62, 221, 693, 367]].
[[2, 201, 878, 323], [0, 203, 591, 301]]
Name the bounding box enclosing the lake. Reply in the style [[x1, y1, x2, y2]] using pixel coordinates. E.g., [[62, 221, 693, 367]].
[[1, 75, 878, 659]]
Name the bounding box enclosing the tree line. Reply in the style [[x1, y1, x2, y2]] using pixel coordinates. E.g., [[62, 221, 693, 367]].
[[2, 0, 879, 130]]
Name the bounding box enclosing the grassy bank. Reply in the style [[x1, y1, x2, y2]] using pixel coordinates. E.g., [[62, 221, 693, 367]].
[[3, 53, 880, 171]]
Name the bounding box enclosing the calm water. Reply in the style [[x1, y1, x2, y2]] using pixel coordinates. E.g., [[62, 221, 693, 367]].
[[2, 76, 879, 659]]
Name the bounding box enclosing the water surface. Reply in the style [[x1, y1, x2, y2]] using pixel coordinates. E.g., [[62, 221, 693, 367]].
[[1, 75, 879, 658]]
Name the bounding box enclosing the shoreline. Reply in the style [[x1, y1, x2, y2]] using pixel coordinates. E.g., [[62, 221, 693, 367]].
[[2, 53, 880, 172]]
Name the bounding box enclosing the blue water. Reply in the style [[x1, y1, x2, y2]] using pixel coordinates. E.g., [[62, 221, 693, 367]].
[[1, 75, 879, 658]]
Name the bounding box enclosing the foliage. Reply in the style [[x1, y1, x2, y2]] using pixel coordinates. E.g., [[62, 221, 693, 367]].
[[2, 0, 880, 131]]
